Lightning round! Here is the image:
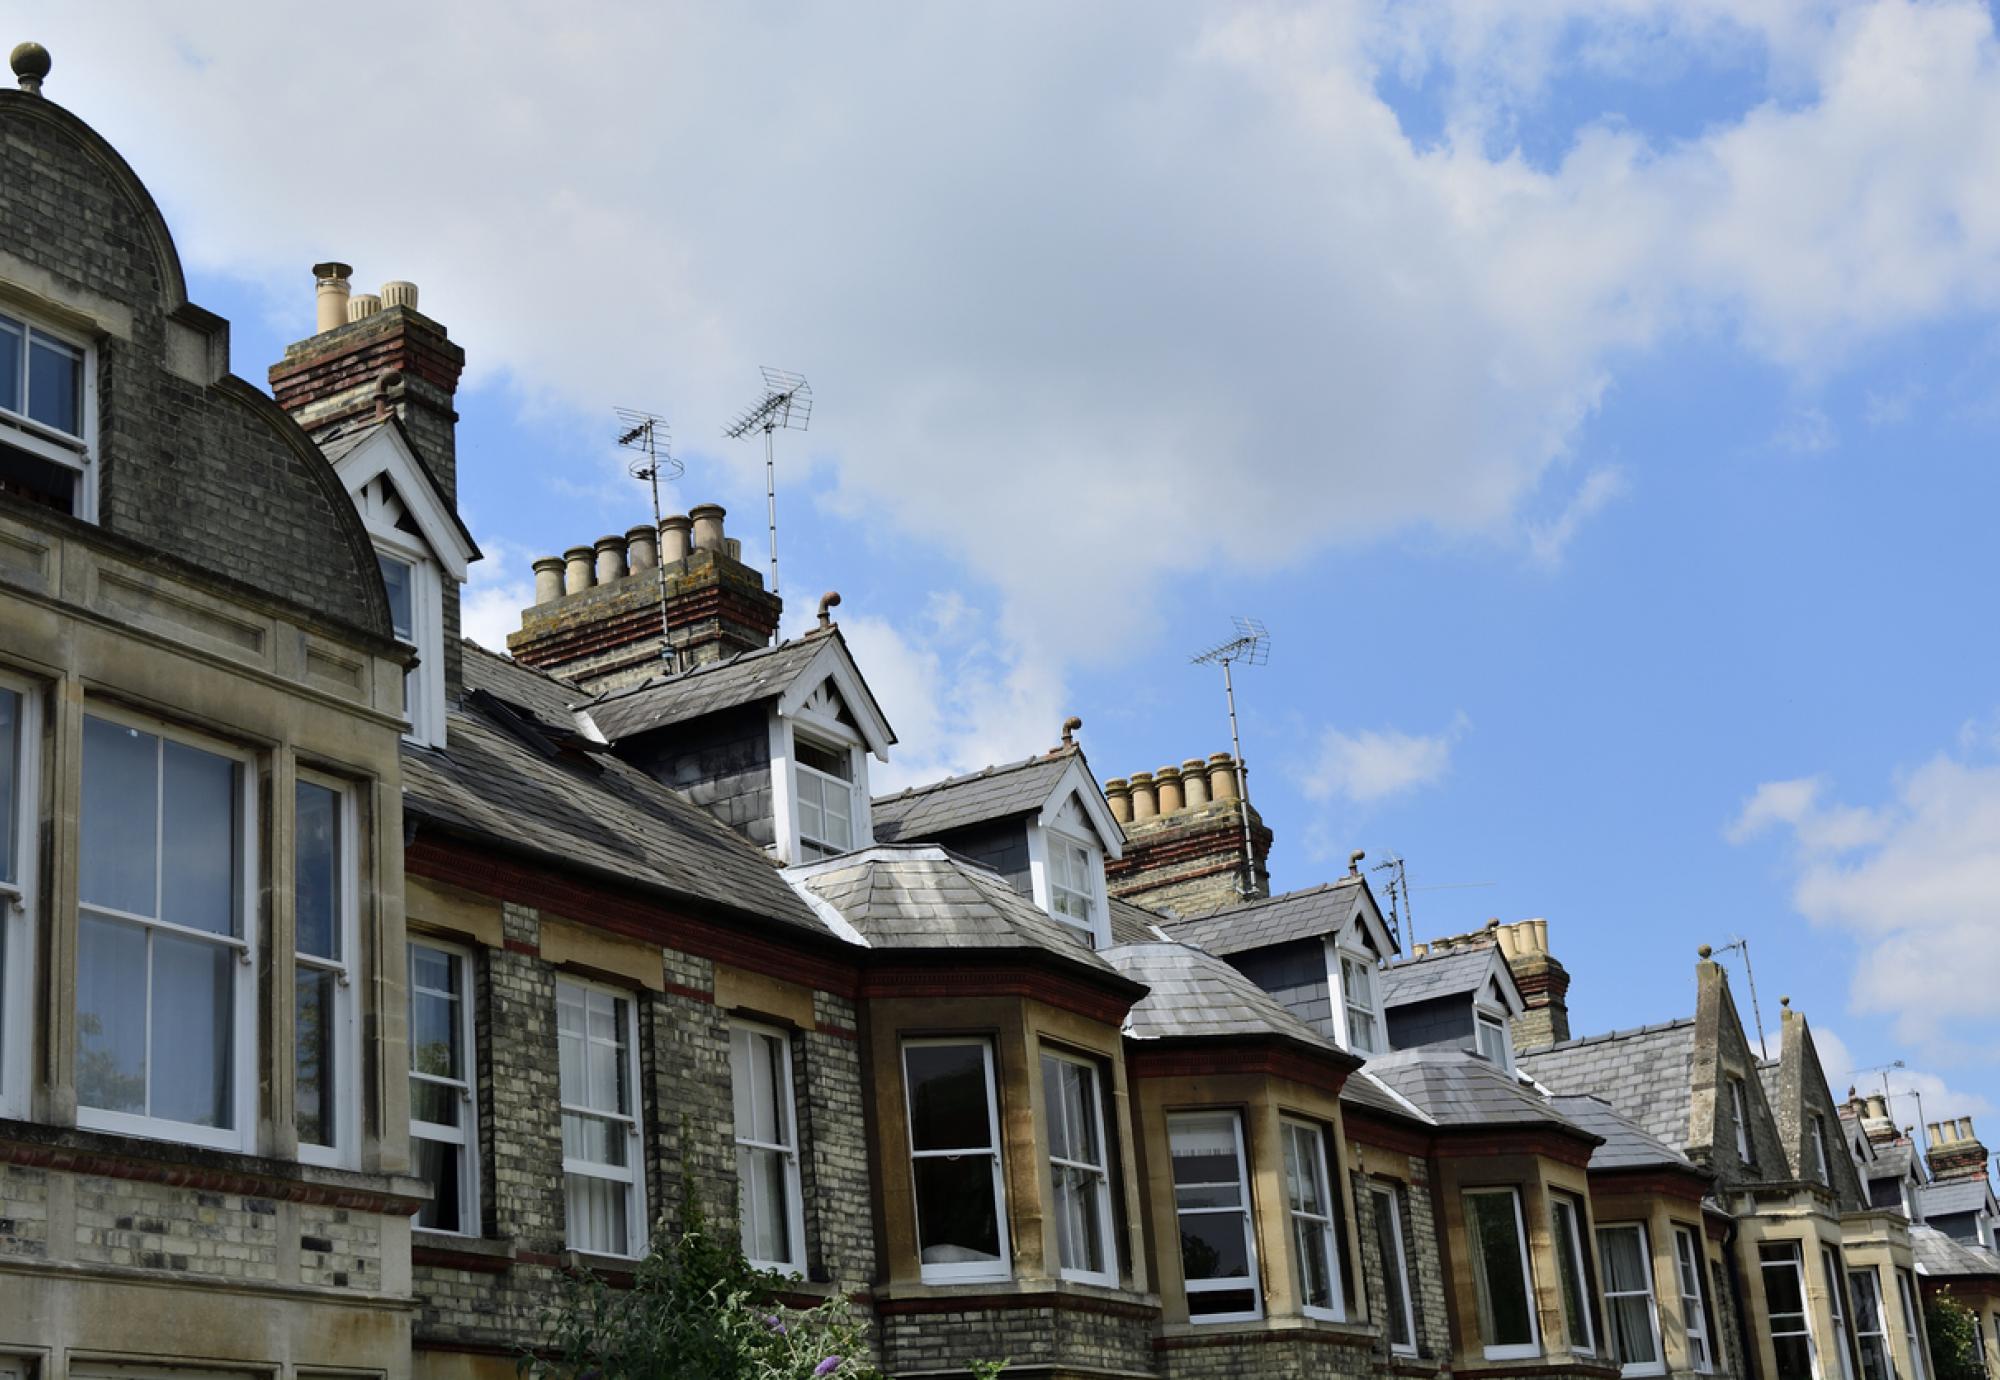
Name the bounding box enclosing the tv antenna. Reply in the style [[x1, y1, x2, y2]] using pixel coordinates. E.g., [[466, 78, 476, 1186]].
[[1371, 854, 1410, 949], [1190, 616, 1269, 899], [615, 408, 682, 673], [1714, 935, 1769, 1060], [724, 366, 812, 604]]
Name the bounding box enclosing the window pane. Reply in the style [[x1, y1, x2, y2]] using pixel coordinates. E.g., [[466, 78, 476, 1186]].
[[1172, 1113, 1246, 1210], [1551, 1198, 1592, 1351], [0, 686, 17, 885], [1467, 1191, 1535, 1346], [1372, 1190, 1413, 1346], [739, 1143, 792, 1265], [1772, 1338, 1814, 1380], [410, 955, 463, 1085], [1180, 1205, 1254, 1282], [161, 739, 238, 936], [1293, 1214, 1335, 1310], [913, 1155, 1001, 1264], [378, 554, 414, 641], [795, 738, 851, 779], [150, 929, 233, 1127], [906, 1043, 994, 1152], [1053, 1162, 1107, 1275], [295, 782, 340, 960], [0, 320, 20, 414], [565, 1173, 630, 1256], [414, 1135, 464, 1232], [76, 914, 146, 1113], [1188, 1288, 1258, 1318], [563, 1110, 629, 1167], [81, 716, 157, 916], [296, 966, 336, 1147], [26, 334, 80, 435], [411, 1076, 461, 1128]]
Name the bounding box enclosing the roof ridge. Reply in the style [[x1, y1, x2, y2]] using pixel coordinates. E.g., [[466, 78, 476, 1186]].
[[1520, 1015, 1696, 1055], [582, 635, 813, 708], [1196, 876, 1360, 918], [461, 639, 591, 698], [872, 745, 1076, 806]]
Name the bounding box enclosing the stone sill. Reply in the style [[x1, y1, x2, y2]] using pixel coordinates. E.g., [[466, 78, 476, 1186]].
[[0, 1116, 429, 1215], [412, 1230, 516, 1274], [1154, 1315, 1374, 1349], [873, 1276, 1162, 1320]]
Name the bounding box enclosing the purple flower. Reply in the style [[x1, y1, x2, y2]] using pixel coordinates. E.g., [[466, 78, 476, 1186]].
[[765, 1314, 788, 1334], [813, 1358, 842, 1377]]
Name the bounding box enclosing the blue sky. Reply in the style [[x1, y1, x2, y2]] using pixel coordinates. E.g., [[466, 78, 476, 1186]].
[[25, 2, 1999, 1135]]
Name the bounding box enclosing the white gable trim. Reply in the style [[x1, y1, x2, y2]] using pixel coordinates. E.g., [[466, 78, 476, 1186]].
[[1342, 883, 1399, 962], [773, 638, 895, 761], [1030, 757, 1124, 860], [1479, 951, 1527, 1016], [330, 425, 476, 579]]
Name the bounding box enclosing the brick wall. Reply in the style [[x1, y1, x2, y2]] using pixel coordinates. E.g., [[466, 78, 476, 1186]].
[[879, 1301, 1159, 1377]]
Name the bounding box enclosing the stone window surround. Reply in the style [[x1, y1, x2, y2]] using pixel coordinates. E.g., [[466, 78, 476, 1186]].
[[293, 770, 360, 1171], [1435, 1149, 1598, 1366], [1739, 1219, 1862, 1380], [1041, 1045, 1119, 1287], [0, 300, 98, 525], [1596, 1219, 1667, 1376], [1585, 1184, 1728, 1376], [0, 669, 40, 1121]]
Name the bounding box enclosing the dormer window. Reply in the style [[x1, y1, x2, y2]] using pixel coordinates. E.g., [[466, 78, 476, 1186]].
[[794, 734, 858, 860], [0, 309, 95, 521], [1027, 790, 1113, 949], [370, 531, 445, 747], [1337, 951, 1381, 1055], [1475, 1009, 1514, 1072]]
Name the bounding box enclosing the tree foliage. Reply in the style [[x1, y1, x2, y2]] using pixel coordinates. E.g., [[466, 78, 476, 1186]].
[[1925, 1289, 1986, 1380]]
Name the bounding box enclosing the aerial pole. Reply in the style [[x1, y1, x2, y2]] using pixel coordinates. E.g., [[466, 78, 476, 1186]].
[[615, 408, 682, 672], [725, 367, 812, 609], [1191, 617, 1270, 899], [1716, 936, 1769, 1060]]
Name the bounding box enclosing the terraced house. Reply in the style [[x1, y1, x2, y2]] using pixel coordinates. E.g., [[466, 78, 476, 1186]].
[[3, 41, 1998, 1380]]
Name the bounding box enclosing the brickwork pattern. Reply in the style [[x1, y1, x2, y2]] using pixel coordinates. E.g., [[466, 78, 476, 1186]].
[[0, 1164, 49, 1260], [298, 1205, 381, 1291], [1156, 1331, 1373, 1380], [800, 990, 877, 1291], [73, 1176, 279, 1281], [649, 949, 737, 1235], [881, 1302, 1159, 1377], [0, 98, 387, 638], [1106, 800, 1273, 919]]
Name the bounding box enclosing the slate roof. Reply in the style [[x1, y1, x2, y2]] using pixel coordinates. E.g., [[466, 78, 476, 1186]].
[[580, 637, 836, 742], [1553, 1095, 1701, 1173], [1161, 878, 1366, 957], [1103, 942, 1342, 1052], [871, 749, 1079, 844], [1364, 1049, 1597, 1138], [1920, 1178, 1996, 1218], [1866, 1141, 1917, 1183], [790, 847, 1125, 984], [1380, 947, 1498, 1009], [403, 644, 828, 937], [1342, 1069, 1434, 1124], [1912, 1224, 2000, 1279], [1109, 896, 1168, 946], [1517, 1019, 1697, 1153]]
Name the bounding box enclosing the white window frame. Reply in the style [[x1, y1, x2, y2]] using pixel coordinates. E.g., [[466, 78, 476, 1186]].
[[370, 532, 446, 749], [557, 976, 646, 1258], [903, 1037, 1011, 1284], [0, 673, 39, 1121], [1029, 823, 1109, 949], [1823, 1246, 1858, 1380], [1464, 1187, 1541, 1360], [293, 773, 358, 1169], [1169, 1110, 1263, 1324], [731, 1020, 807, 1276], [1551, 1191, 1598, 1357], [408, 937, 480, 1237], [0, 307, 97, 524], [1041, 1048, 1117, 1286], [1475, 1007, 1515, 1072], [1371, 1184, 1418, 1357], [1730, 1078, 1753, 1164], [769, 712, 871, 866], [1761, 1241, 1819, 1380], [1327, 936, 1383, 1056], [1848, 1265, 1894, 1380], [1598, 1221, 1666, 1376], [1281, 1117, 1345, 1322], [1812, 1114, 1832, 1184], [1895, 1268, 1928, 1380], [1674, 1224, 1715, 1375], [74, 706, 257, 1152]]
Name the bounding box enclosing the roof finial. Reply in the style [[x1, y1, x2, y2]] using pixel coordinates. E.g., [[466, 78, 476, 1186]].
[[1060, 715, 1082, 748], [11, 42, 51, 95], [1780, 994, 1791, 1009], [1348, 849, 1365, 876], [816, 590, 841, 631], [1698, 944, 1713, 959]]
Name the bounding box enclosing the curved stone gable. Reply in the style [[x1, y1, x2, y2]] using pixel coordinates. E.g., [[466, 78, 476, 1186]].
[[0, 90, 389, 639]]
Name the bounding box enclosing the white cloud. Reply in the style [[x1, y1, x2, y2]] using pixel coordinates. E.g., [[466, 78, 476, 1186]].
[[1728, 730, 2000, 1055], [1809, 1026, 1994, 1129], [26, 1, 2000, 769], [458, 531, 537, 653], [1525, 466, 1627, 568], [1301, 713, 1469, 805]]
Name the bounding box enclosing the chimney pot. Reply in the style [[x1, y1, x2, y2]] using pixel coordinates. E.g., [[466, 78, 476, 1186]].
[[690, 503, 727, 553], [312, 262, 354, 334], [1104, 778, 1131, 824], [593, 535, 628, 585], [562, 545, 594, 596], [380, 280, 419, 310], [1129, 771, 1158, 820], [1959, 1116, 1977, 1141], [1181, 758, 1210, 808], [1413, 942, 1429, 958], [1927, 1122, 1944, 1143], [347, 293, 382, 322], [10, 41, 52, 95], [626, 524, 659, 572], [1496, 924, 1520, 958], [660, 514, 693, 564], [1156, 765, 1184, 813], [1865, 1094, 1889, 1120], [1530, 919, 1548, 953], [532, 556, 565, 605], [1207, 753, 1240, 802]]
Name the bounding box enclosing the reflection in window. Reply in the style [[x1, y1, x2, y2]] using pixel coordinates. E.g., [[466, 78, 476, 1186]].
[[904, 1040, 1008, 1282], [558, 979, 644, 1256], [409, 942, 478, 1234], [1043, 1052, 1115, 1284], [1760, 1241, 1814, 1380], [1598, 1222, 1663, 1373], [1465, 1188, 1538, 1357], [1372, 1185, 1417, 1354], [732, 1023, 804, 1273], [295, 780, 352, 1161], [1170, 1111, 1261, 1322], [1550, 1193, 1596, 1355], [1849, 1266, 1894, 1380], [1282, 1119, 1343, 1320]]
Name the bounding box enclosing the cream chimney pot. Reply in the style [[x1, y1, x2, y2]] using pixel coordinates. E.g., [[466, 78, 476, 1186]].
[[380, 280, 419, 310], [1496, 924, 1520, 958], [563, 545, 594, 596], [661, 514, 693, 564], [1530, 919, 1549, 953], [626, 524, 659, 572], [1208, 753, 1240, 802], [313, 262, 353, 334], [532, 556, 564, 605], [1104, 779, 1131, 825], [1129, 771, 1158, 821], [347, 293, 382, 322], [594, 535, 628, 585], [1182, 758, 1210, 808], [690, 503, 727, 553], [1156, 765, 1184, 814]]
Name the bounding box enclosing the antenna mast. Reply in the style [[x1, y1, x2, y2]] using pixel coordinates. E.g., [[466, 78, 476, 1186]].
[[1371, 854, 1410, 948], [1716, 935, 1769, 1060], [615, 408, 682, 672], [724, 367, 812, 607], [1190, 616, 1270, 899]]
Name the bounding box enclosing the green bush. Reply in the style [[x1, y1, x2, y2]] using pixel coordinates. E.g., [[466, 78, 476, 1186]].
[[1924, 1289, 1986, 1380]]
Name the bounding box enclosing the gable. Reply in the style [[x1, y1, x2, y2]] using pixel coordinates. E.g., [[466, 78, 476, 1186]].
[[1691, 962, 1790, 1183], [773, 636, 895, 759], [330, 423, 477, 579], [1033, 756, 1124, 860]]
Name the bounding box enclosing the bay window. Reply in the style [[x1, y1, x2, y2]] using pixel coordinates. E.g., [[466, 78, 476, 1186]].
[[1170, 1111, 1261, 1322], [557, 978, 645, 1257], [1281, 1118, 1344, 1320], [409, 941, 479, 1234], [1550, 1192, 1597, 1355], [1598, 1222, 1664, 1374], [0, 308, 94, 521], [731, 1021, 805, 1274], [0, 679, 33, 1120], [1371, 1185, 1417, 1355], [1042, 1050, 1116, 1285], [1848, 1266, 1894, 1380], [793, 735, 856, 860], [1760, 1241, 1816, 1380], [76, 712, 253, 1149], [904, 1039, 1009, 1282], [294, 777, 356, 1166], [1673, 1225, 1715, 1374], [1823, 1247, 1858, 1380], [1464, 1188, 1539, 1358]]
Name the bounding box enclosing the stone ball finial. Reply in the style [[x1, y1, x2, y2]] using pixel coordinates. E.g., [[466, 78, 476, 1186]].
[[11, 42, 51, 94], [1780, 995, 1791, 1008], [1698, 944, 1713, 959]]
